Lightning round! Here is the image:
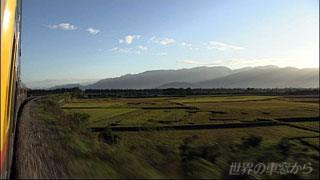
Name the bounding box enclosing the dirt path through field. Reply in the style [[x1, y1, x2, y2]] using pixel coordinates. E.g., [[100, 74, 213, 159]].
[[11, 97, 70, 179]]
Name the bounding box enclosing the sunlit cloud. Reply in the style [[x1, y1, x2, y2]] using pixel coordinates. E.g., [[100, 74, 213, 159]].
[[120, 35, 140, 45], [110, 47, 141, 54], [87, 27, 100, 34], [150, 37, 175, 45], [150, 52, 168, 56], [160, 38, 175, 45], [149, 36, 156, 41], [207, 41, 244, 51], [180, 42, 192, 47], [137, 45, 148, 51], [48, 23, 77, 30]]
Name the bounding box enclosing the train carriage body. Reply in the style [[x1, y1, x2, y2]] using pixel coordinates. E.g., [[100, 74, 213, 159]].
[[1, 0, 27, 178]]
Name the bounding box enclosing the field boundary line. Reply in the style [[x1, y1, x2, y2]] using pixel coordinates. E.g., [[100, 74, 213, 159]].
[[89, 121, 287, 132]]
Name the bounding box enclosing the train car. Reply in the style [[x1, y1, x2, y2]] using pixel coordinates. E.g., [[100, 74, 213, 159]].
[[1, 0, 27, 178]]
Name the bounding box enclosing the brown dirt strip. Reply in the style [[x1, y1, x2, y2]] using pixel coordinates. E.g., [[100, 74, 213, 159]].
[[285, 124, 319, 133], [276, 117, 319, 122], [90, 121, 286, 132], [90, 118, 320, 133], [62, 106, 198, 110]]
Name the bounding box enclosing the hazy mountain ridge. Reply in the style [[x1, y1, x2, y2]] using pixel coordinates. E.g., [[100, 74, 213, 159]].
[[193, 67, 319, 88], [85, 66, 233, 89], [49, 66, 319, 89], [49, 83, 83, 90]]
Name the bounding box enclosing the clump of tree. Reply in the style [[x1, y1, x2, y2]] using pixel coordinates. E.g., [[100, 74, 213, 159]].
[[71, 88, 83, 98], [98, 128, 120, 145], [241, 134, 263, 148], [180, 135, 220, 163], [70, 112, 90, 129], [28, 87, 83, 96], [83, 88, 320, 98], [179, 135, 221, 177], [277, 138, 296, 155]]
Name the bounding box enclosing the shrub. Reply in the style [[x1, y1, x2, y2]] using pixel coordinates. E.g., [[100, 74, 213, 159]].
[[180, 136, 220, 163], [198, 143, 220, 162], [98, 128, 120, 145], [277, 138, 295, 155], [241, 134, 263, 148], [71, 112, 90, 129]]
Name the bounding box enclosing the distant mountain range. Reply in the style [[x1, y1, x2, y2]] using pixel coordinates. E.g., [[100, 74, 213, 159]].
[[50, 83, 83, 90], [49, 65, 319, 89]]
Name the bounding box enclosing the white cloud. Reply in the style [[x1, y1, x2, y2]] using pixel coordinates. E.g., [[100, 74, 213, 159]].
[[207, 41, 244, 51], [48, 23, 77, 30], [137, 45, 148, 50], [180, 42, 192, 47], [149, 36, 156, 41], [178, 57, 289, 68], [150, 52, 168, 56], [87, 28, 100, 34], [125, 36, 134, 44], [158, 52, 168, 55], [119, 39, 124, 44], [160, 38, 175, 45], [110, 47, 141, 54], [124, 35, 140, 45], [150, 37, 175, 45]]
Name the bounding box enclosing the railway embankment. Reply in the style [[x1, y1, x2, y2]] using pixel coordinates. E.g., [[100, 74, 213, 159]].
[[11, 96, 70, 179]]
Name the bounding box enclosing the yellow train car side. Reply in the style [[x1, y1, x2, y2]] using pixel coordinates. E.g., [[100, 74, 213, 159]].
[[1, 0, 27, 178]]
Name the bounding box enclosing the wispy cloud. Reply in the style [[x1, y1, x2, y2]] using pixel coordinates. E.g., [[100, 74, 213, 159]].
[[119, 35, 140, 45], [110, 47, 141, 54], [149, 36, 156, 41], [160, 38, 175, 45], [137, 45, 148, 50], [150, 37, 175, 45], [207, 41, 244, 51], [180, 42, 192, 47], [48, 23, 77, 30], [158, 52, 168, 55], [87, 27, 100, 34], [178, 58, 288, 68], [150, 52, 168, 56]]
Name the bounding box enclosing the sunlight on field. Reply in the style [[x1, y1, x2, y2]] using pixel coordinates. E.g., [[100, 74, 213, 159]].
[[62, 96, 319, 127], [171, 96, 278, 103], [290, 122, 320, 131], [64, 108, 138, 123]]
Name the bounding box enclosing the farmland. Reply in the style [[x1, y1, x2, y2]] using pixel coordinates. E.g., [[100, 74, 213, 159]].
[[39, 95, 319, 179], [62, 95, 319, 127]]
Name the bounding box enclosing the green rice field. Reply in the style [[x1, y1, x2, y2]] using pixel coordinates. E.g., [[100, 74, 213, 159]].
[[62, 95, 319, 127], [48, 95, 320, 179]]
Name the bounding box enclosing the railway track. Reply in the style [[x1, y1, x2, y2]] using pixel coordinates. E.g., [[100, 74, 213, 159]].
[[11, 96, 70, 179]]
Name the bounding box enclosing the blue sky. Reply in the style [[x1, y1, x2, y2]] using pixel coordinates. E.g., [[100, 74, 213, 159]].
[[21, 0, 319, 88]]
